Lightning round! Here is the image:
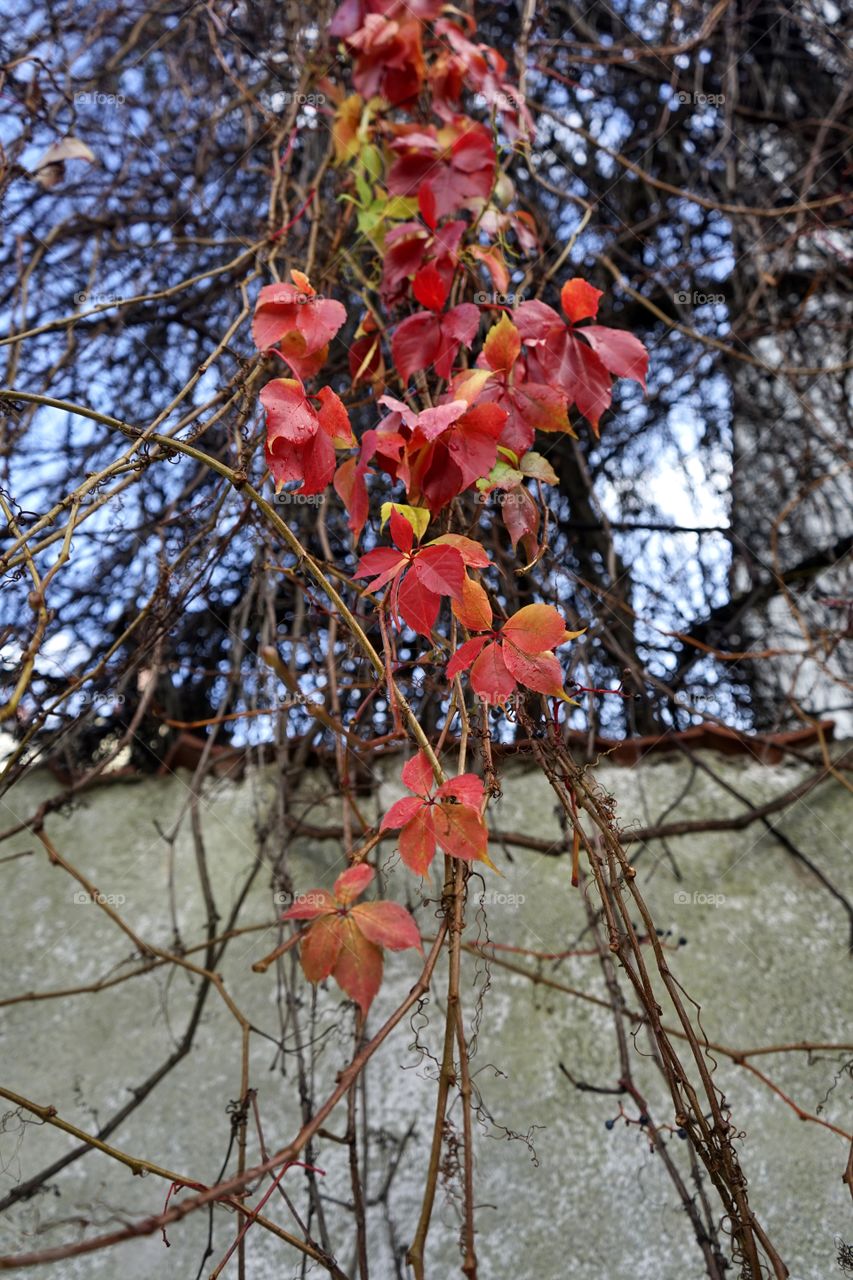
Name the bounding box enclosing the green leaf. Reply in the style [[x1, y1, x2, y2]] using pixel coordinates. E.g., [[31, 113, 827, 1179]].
[[355, 171, 373, 207], [360, 143, 383, 183], [382, 196, 419, 221], [480, 459, 523, 491]]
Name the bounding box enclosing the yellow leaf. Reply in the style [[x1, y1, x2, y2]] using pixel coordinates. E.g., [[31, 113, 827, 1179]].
[[380, 502, 430, 541]]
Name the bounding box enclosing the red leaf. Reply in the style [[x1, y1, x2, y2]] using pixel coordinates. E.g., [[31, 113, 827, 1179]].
[[351, 901, 423, 952], [261, 378, 317, 444], [418, 181, 438, 230], [501, 485, 540, 556], [531, 331, 613, 432], [397, 568, 440, 636], [560, 278, 602, 324], [316, 386, 355, 446], [382, 752, 488, 876], [436, 773, 484, 807], [581, 325, 649, 389], [348, 16, 426, 107], [391, 311, 440, 383], [388, 508, 415, 553], [283, 889, 336, 920], [334, 454, 371, 545], [429, 533, 491, 567], [406, 400, 467, 443], [401, 750, 436, 796], [446, 402, 506, 487], [410, 545, 465, 600], [335, 862, 374, 904], [442, 302, 480, 345], [356, 546, 407, 592], [388, 122, 495, 219], [446, 634, 491, 680], [413, 262, 450, 312], [382, 222, 430, 298], [399, 809, 438, 875], [253, 277, 346, 367], [434, 303, 480, 380], [468, 243, 510, 295], [502, 643, 565, 695], [381, 794, 425, 829], [469, 640, 516, 702], [261, 378, 337, 495], [516, 291, 648, 430], [514, 299, 563, 341], [509, 382, 572, 436]]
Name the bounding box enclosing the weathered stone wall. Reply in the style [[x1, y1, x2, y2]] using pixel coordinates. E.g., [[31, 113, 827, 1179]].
[[0, 750, 850, 1279]]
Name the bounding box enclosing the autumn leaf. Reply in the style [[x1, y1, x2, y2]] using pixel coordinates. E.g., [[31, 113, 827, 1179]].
[[32, 136, 97, 189], [346, 15, 427, 107], [261, 379, 353, 495], [284, 863, 421, 1014], [348, 313, 385, 391], [446, 603, 583, 702], [514, 280, 648, 433], [261, 379, 354, 495], [253, 270, 347, 380], [412, 262, 450, 311], [381, 217, 465, 308], [474, 314, 574, 454], [387, 120, 495, 220], [380, 751, 491, 875], [391, 303, 479, 382], [355, 509, 473, 637]]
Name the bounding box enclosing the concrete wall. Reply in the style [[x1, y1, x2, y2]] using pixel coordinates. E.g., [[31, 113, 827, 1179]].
[[0, 749, 850, 1279]]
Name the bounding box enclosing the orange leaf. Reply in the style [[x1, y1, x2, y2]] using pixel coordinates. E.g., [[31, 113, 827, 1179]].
[[482, 313, 521, 373], [452, 574, 493, 631], [299, 914, 344, 983], [560, 278, 602, 324], [502, 603, 568, 653], [333, 917, 383, 1013], [351, 901, 423, 952]]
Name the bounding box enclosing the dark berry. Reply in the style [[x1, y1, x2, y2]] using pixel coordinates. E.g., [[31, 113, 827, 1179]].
[[604, 1119, 615, 1130], [676, 1128, 687, 1139]]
